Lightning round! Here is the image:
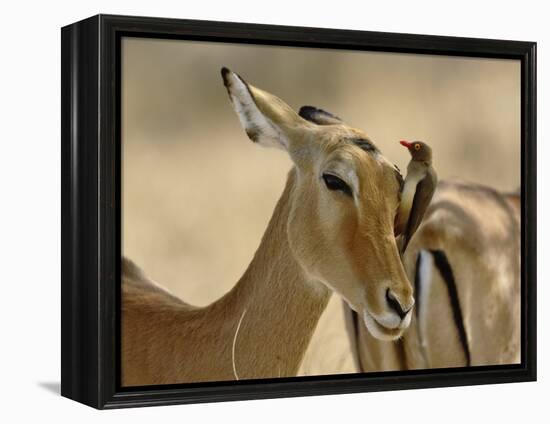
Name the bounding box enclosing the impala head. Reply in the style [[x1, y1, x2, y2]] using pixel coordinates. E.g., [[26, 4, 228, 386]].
[[222, 68, 414, 340]]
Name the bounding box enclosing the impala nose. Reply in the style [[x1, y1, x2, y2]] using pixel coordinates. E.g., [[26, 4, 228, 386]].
[[385, 288, 412, 319]]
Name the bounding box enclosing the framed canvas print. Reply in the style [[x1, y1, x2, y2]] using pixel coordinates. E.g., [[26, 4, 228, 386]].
[[61, 14, 537, 409]]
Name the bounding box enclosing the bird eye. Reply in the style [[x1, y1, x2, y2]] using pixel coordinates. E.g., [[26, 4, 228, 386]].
[[414, 143, 421, 151], [322, 173, 353, 197]]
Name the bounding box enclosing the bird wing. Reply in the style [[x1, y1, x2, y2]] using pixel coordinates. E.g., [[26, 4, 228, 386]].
[[395, 176, 420, 236], [401, 167, 437, 253]]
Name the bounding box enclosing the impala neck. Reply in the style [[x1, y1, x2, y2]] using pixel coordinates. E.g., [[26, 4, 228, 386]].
[[214, 168, 331, 379]]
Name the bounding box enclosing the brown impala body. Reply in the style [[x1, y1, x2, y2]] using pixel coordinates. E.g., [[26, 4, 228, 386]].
[[122, 68, 414, 386], [344, 180, 521, 371]]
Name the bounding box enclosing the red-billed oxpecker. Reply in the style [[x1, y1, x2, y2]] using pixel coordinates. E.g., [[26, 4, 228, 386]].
[[394, 140, 437, 254]]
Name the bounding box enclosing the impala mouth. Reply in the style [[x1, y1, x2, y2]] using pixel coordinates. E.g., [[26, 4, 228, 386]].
[[362, 309, 405, 341]]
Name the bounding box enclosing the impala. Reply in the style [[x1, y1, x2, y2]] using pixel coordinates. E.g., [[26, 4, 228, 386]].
[[343, 180, 521, 371], [121, 68, 414, 386]]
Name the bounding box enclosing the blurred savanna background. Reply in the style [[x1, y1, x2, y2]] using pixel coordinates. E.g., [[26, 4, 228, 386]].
[[122, 37, 520, 376]]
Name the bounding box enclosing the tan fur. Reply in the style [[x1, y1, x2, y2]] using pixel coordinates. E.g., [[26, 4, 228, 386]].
[[122, 70, 412, 386], [345, 179, 521, 371]]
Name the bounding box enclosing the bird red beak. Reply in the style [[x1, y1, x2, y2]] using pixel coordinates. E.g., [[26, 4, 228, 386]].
[[400, 140, 412, 148]]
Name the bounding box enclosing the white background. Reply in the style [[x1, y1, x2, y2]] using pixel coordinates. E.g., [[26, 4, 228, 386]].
[[0, 0, 546, 422]]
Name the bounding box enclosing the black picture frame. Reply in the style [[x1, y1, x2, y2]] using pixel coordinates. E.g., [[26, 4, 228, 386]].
[[61, 14, 537, 409]]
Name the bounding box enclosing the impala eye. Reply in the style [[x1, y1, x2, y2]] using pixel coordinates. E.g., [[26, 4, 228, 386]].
[[322, 173, 353, 197]]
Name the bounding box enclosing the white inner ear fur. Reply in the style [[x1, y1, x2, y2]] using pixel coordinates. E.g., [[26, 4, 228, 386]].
[[226, 72, 289, 150]]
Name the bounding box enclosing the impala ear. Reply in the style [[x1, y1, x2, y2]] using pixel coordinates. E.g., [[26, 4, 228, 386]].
[[299, 105, 343, 125], [394, 217, 405, 237], [221, 67, 307, 151], [393, 166, 406, 237]]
